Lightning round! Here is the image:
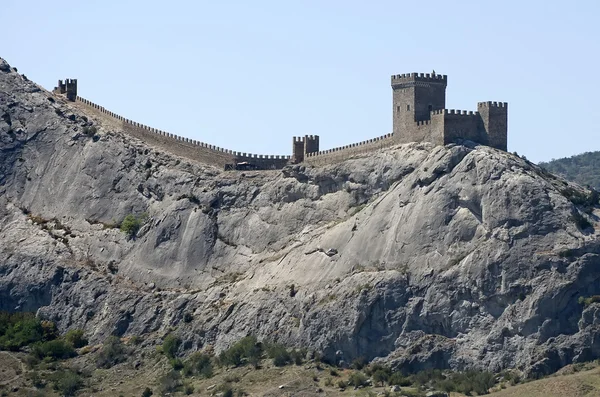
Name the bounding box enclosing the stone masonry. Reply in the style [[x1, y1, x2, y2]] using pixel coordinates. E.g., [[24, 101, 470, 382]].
[[391, 73, 507, 151], [53, 72, 507, 169]]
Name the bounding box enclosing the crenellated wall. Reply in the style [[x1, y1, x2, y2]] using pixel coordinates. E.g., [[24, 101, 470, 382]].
[[304, 133, 395, 166], [75, 96, 291, 169], [441, 109, 482, 145]]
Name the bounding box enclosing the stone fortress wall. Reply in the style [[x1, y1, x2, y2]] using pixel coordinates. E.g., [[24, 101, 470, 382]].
[[54, 71, 507, 170], [73, 96, 291, 169]]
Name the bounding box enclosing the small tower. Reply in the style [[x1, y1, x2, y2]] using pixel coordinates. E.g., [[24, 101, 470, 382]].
[[477, 101, 508, 151], [53, 78, 77, 101], [391, 72, 447, 135], [291, 135, 319, 163]]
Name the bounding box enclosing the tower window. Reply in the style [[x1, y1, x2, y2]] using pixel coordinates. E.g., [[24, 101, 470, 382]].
[[396, 106, 400, 113], [406, 105, 410, 111]]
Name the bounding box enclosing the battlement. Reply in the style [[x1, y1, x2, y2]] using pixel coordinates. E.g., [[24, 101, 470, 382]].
[[477, 101, 508, 108], [443, 109, 479, 116], [391, 72, 447, 88]]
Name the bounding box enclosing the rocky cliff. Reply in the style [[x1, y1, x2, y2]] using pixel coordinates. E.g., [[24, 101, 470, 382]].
[[1, 57, 600, 377]]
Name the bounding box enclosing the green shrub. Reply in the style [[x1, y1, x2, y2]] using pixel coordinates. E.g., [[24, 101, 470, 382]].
[[170, 358, 184, 370], [158, 370, 183, 394], [348, 371, 368, 387], [290, 348, 305, 365], [162, 334, 181, 359], [182, 352, 213, 378], [337, 379, 347, 389], [389, 372, 412, 386], [28, 370, 45, 388], [184, 383, 194, 395], [129, 335, 142, 345], [64, 329, 88, 348], [219, 336, 262, 368], [50, 370, 83, 397], [579, 295, 600, 306], [351, 356, 367, 370], [120, 213, 148, 238], [0, 312, 46, 350], [373, 369, 390, 386], [329, 368, 339, 377], [324, 377, 334, 386], [434, 370, 496, 395], [32, 339, 76, 360], [267, 343, 291, 367], [96, 336, 128, 368]]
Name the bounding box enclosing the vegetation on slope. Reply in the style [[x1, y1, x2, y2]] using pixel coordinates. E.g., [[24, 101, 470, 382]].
[[539, 151, 600, 190]]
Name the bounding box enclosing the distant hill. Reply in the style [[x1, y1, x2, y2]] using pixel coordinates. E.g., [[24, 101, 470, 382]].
[[539, 151, 600, 190]]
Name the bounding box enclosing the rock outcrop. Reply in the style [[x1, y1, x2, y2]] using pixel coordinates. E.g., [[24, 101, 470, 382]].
[[1, 57, 600, 377]]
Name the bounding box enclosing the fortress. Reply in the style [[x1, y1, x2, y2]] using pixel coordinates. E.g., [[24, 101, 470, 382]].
[[53, 73, 507, 169]]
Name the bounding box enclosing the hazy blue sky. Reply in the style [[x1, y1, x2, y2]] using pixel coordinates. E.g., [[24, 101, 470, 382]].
[[3, 0, 599, 163]]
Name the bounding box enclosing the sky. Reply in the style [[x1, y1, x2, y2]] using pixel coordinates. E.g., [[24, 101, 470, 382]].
[[3, 0, 599, 163]]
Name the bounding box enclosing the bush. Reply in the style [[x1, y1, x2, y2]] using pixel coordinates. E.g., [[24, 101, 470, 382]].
[[141, 387, 153, 397], [389, 372, 412, 386], [0, 312, 46, 350], [337, 379, 347, 389], [290, 348, 305, 365], [129, 335, 142, 345], [434, 370, 496, 395], [170, 358, 184, 370], [348, 371, 368, 387], [162, 334, 181, 359], [32, 339, 76, 360], [64, 329, 88, 348], [571, 212, 592, 230], [120, 213, 148, 238], [50, 370, 83, 397], [219, 336, 262, 368], [373, 369, 390, 386], [579, 295, 600, 306], [82, 126, 97, 137], [96, 336, 128, 368], [158, 370, 183, 395], [182, 352, 213, 378], [28, 370, 45, 388], [351, 356, 367, 370], [267, 343, 291, 367]]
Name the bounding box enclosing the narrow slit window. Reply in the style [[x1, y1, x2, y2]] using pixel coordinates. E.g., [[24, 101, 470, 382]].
[[396, 106, 400, 113], [406, 105, 410, 111]]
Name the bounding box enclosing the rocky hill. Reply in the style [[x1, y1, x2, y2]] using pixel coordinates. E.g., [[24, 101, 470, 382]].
[[539, 151, 600, 190], [2, 57, 600, 378]]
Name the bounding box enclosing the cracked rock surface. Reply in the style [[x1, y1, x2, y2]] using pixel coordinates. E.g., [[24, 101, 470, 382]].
[[2, 57, 600, 376]]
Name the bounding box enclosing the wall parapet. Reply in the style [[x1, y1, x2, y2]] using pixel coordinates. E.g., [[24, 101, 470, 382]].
[[477, 101, 508, 108], [75, 96, 290, 168]]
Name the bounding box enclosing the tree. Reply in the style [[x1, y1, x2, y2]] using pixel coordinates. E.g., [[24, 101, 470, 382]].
[[162, 334, 181, 360], [373, 369, 389, 387]]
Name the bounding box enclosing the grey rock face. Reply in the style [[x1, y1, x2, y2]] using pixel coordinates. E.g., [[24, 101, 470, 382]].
[[1, 57, 600, 377]]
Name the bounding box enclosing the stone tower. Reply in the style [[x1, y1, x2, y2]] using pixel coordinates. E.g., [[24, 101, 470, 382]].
[[54, 78, 77, 101], [477, 101, 508, 151], [391, 73, 447, 136], [291, 135, 320, 163]]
